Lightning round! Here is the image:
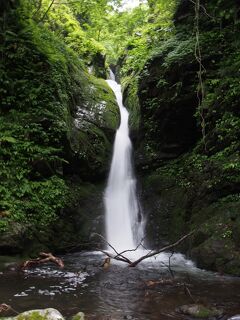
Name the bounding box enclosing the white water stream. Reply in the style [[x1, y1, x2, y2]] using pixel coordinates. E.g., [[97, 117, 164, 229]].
[[104, 71, 144, 252], [103, 72, 196, 270]]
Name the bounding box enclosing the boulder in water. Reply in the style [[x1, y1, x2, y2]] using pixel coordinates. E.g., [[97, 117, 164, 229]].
[[177, 304, 223, 318], [10, 308, 64, 320]]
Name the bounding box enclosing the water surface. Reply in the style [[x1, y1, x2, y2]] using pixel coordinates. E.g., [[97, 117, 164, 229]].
[[1, 252, 240, 319]]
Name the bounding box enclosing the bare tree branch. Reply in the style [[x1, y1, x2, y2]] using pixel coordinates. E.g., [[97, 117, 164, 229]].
[[188, 0, 215, 20], [94, 231, 194, 267], [184, 282, 196, 303], [100, 250, 132, 264], [128, 231, 194, 267], [93, 233, 133, 263], [160, 251, 175, 278]]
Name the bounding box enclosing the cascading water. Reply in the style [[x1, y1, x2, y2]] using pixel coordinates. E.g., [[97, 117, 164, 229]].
[[104, 71, 144, 252]]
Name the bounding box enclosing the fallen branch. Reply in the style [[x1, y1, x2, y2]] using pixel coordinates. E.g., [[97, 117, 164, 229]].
[[145, 278, 175, 287], [100, 249, 132, 264], [100, 239, 146, 265], [184, 282, 196, 303], [94, 233, 134, 264], [0, 304, 19, 315], [95, 231, 194, 267], [160, 251, 175, 278], [20, 252, 64, 270], [129, 231, 195, 267]]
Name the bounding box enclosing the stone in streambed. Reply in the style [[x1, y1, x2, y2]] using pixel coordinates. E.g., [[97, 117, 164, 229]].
[[5, 308, 65, 320], [228, 316, 240, 320], [1, 309, 86, 320], [72, 312, 85, 320], [177, 304, 223, 318]]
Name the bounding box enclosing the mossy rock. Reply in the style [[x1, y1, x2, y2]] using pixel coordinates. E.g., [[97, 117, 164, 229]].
[[72, 312, 85, 320], [2, 309, 85, 320], [142, 173, 189, 247], [122, 75, 141, 133], [178, 304, 223, 318], [66, 72, 120, 180], [5, 309, 65, 320]]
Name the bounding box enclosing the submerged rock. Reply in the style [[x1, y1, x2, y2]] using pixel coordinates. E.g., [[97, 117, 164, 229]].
[[178, 304, 223, 318]]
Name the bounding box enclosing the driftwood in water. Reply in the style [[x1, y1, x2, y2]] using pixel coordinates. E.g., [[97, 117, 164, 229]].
[[0, 304, 11, 314], [0, 303, 19, 315], [20, 252, 64, 270], [145, 278, 175, 287], [95, 231, 194, 267], [129, 232, 194, 267]]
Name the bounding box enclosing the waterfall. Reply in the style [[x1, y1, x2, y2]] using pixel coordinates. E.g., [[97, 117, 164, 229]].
[[104, 73, 144, 252]]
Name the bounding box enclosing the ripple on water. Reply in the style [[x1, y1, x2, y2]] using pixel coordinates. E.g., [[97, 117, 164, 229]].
[[13, 267, 89, 297]]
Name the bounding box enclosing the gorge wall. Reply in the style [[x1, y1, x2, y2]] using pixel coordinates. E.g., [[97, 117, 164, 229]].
[[0, 0, 119, 254], [123, 0, 240, 275]]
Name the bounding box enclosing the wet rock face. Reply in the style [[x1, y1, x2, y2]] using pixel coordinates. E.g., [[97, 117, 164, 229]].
[[190, 206, 240, 276], [63, 76, 119, 182], [35, 183, 105, 255], [141, 175, 185, 248], [0, 223, 26, 255], [50, 184, 105, 252], [126, 0, 240, 276], [135, 39, 200, 168], [142, 170, 240, 276], [91, 52, 107, 79]]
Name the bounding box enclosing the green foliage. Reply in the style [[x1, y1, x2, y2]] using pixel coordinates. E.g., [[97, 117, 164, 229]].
[[0, 17, 69, 233], [0, 0, 108, 237], [0, 0, 121, 242], [18, 0, 107, 65], [117, 0, 177, 77]]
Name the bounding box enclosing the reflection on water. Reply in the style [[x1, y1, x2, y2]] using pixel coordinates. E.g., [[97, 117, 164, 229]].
[[0, 251, 240, 319]]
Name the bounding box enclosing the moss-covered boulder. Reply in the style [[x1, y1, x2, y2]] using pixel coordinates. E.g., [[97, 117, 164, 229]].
[[190, 201, 240, 274], [3, 309, 65, 320], [66, 74, 119, 181], [1, 309, 85, 320], [141, 162, 240, 275], [178, 304, 223, 318]]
